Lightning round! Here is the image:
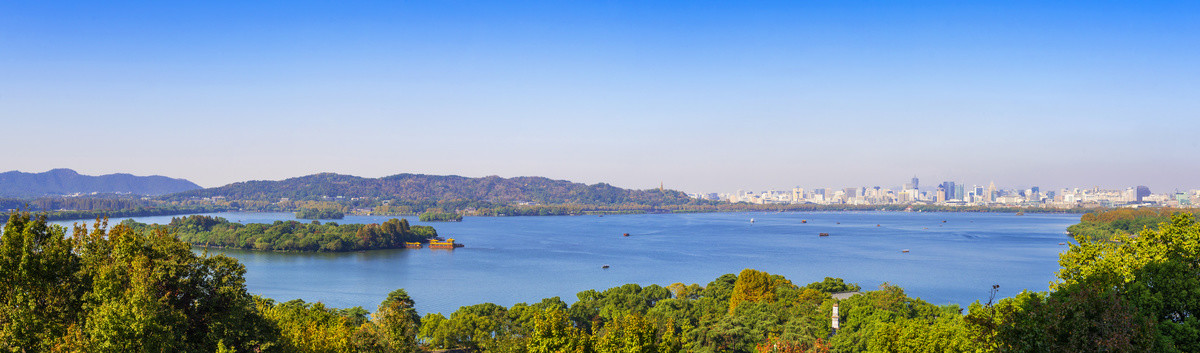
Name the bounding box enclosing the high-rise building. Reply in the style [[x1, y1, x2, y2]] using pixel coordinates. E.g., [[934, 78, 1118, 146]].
[[1137, 186, 1151, 202], [911, 176, 919, 190], [941, 181, 956, 201]]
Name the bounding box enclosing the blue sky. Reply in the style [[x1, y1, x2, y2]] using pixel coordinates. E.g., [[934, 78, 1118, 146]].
[[2, 1, 1197, 193]]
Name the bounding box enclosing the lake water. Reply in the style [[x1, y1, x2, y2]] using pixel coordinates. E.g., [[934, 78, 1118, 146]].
[[55, 211, 1079, 315]]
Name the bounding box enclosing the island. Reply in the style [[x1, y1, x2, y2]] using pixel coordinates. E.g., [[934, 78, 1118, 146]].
[[294, 207, 345, 219], [121, 215, 439, 252], [418, 209, 463, 222]]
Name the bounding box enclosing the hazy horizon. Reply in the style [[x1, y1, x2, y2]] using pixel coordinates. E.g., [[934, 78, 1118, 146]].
[[4, 1, 1197, 194]]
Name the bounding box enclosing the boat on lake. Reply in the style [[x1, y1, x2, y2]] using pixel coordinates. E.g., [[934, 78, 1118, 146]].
[[404, 242, 423, 249], [901, 249, 910, 253], [429, 238, 464, 249], [819, 233, 830, 237]]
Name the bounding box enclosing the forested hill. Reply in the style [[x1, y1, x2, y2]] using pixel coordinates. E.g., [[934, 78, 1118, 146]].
[[163, 172, 700, 205], [0, 168, 201, 197]]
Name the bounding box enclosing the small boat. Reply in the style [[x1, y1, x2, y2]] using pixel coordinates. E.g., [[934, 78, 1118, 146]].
[[901, 249, 910, 253], [1058, 242, 1066, 245], [750, 218, 755, 223], [801, 220, 807, 224], [602, 265, 610, 269], [876, 224, 881, 227], [819, 233, 830, 237], [836, 222, 841, 224], [623, 233, 630, 237]]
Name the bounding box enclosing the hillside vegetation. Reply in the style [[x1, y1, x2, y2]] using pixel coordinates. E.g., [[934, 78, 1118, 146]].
[[1067, 208, 1199, 242], [163, 173, 701, 206], [122, 215, 437, 252], [5, 211, 1200, 351]]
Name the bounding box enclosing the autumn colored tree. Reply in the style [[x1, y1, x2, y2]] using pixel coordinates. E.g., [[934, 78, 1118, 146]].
[[729, 269, 780, 313]]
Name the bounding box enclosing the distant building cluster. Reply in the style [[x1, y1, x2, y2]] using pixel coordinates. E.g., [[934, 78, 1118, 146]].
[[690, 177, 1199, 208]]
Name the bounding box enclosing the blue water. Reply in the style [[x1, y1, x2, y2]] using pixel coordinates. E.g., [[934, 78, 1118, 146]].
[[55, 211, 1078, 315]]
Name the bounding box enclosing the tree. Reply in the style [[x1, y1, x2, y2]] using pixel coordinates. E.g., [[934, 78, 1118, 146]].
[[1054, 213, 1200, 351], [729, 269, 778, 313], [2, 214, 274, 352], [370, 289, 421, 352], [528, 307, 593, 353], [0, 212, 83, 352]]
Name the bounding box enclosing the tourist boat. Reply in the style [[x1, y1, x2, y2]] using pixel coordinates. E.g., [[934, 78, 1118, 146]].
[[819, 233, 830, 237], [404, 242, 423, 249], [1059, 242, 1066, 245], [901, 249, 910, 253], [429, 238, 464, 249], [801, 220, 807, 224], [623, 233, 630, 237], [750, 218, 755, 223]]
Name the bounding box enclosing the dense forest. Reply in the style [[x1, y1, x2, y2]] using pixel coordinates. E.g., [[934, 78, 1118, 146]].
[[0, 203, 230, 221], [5, 210, 1199, 351], [418, 209, 463, 222], [296, 207, 346, 219], [1066, 207, 1200, 242], [122, 215, 437, 252]]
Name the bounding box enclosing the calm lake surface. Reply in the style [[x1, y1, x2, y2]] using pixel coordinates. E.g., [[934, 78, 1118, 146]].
[[57, 211, 1079, 315]]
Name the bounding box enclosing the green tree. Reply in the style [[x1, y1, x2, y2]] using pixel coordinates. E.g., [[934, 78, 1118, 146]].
[[528, 307, 593, 353], [1054, 213, 1200, 351], [0, 213, 83, 352], [369, 289, 421, 352]]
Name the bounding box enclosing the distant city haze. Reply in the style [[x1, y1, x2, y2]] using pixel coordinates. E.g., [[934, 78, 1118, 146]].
[[2, 2, 1197, 193]]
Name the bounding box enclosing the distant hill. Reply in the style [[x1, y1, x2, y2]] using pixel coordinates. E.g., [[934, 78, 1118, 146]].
[[164, 173, 698, 206], [0, 168, 202, 198]]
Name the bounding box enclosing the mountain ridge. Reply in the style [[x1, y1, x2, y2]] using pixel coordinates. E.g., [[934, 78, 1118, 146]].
[[0, 168, 202, 198], [164, 172, 698, 206]]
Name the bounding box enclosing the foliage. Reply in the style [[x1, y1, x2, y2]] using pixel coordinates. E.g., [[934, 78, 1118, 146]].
[[295, 207, 346, 220], [0, 203, 230, 222], [122, 215, 438, 252], [163, 173, 705, 207], [804, 277, 861, 294], [1066, 208, 1197, 242], [419, 209, 464, 222], [1053, 213, 1200, 351], [0, 213, 275, 352], [0, 212, 427, 352], [729, 269, 792, 313]]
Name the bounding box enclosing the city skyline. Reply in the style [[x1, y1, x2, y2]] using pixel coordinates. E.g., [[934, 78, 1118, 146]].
[[3, 1, 1198, 193]]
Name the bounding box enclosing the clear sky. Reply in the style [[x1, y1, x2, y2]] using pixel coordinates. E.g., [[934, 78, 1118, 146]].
[[2, 1, 1197, 193]]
